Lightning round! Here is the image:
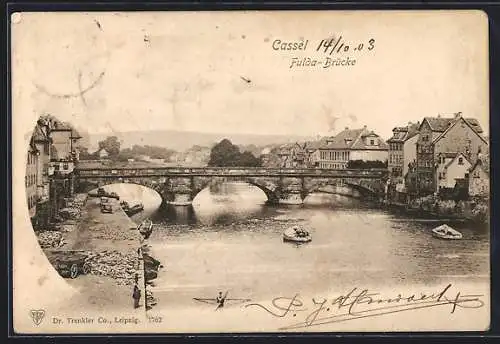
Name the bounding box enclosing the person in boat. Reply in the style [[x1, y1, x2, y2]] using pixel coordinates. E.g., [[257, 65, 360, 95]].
[[216, 291, 226, 310], [294, 227, 308, 238], [293, 227, 303, 237]]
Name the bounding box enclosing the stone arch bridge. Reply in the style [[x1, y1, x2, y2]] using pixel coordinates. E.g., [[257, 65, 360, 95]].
[[75, 165, 389, 206]]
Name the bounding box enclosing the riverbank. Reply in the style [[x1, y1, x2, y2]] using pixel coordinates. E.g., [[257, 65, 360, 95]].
[[35, 193, 146, 314], [385, 196, 489, 224]]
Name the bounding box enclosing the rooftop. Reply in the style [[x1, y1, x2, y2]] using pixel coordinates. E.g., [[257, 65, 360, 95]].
[[320, 127, 388, 150], [422, 113, 483, 134]]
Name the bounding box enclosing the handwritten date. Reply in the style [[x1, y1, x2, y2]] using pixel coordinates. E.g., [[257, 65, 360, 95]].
[[316, 36, 375, 55]]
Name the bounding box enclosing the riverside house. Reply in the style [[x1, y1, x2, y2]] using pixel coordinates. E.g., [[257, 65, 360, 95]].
[[415, 112, 487, 196], [25, 115, 82, 227], [435, 152, 472, 196], [317, 126, 388, 169], [386, 122, 419, 201]]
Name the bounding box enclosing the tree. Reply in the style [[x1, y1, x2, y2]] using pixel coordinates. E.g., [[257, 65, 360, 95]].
[[78, 146, 98, 160], [208, 139, 241, 167], [98, 136, 121, 158], [346, 160, 387, 169], [208, 139, 262, 167], [239, 151, 261, 167]]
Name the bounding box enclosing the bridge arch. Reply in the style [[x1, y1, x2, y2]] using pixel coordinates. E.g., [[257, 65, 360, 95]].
[[304, 178, 380, 200], [76, 177, 167, 203], [187, 177, 280, 205]]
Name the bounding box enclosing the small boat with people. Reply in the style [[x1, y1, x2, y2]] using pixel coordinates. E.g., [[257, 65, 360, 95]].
[[138, 219, 154, 239], [283, 226, 312, 243], [432, 224, 463, 240]]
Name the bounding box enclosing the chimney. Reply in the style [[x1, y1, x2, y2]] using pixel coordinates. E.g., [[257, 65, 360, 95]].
[[455, 111, 462, 118], [437, 114, 441, 118], [344, 127, 349, 130], [363, 125, 367, 129]]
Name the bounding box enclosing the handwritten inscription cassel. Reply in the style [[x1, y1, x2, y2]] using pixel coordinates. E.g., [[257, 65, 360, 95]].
[[272, 37, 376, 68]]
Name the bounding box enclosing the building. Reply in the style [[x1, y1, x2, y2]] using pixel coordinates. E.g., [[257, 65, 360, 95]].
[[317, 126, 388, 169], [387, 122, 419, 180], [304, 140, 323, 168], [25, 139, 40, 218], [277, 142, 309, 168], [25, 115, 82, 227], [468, 153, 489, 198], [97, 148, 109, 159], [435, 152, 471, 193], [403, 131, 419, 180], [415, 112, 487, 196], [386, 122, 419, 202]]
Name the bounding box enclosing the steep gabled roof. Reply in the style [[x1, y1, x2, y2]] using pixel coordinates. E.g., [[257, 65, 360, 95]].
[[464, 118, 483, 134], [420, 114, 484, 135], [432, 116, 488, 145], [32, 124, 49, 142], [420, 117, 454, 132]]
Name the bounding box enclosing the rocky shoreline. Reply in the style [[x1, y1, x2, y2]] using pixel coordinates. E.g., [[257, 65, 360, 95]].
[[386, 196, 489, 224], [35, 192, 149, 311]]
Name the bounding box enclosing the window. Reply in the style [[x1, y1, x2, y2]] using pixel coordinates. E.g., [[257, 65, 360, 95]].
[[458, 157, 464, 165], [370, 139, 375, 145], [63, 163, 69, 170]]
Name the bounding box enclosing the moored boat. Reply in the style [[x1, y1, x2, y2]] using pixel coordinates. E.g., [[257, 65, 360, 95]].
[[283, 226, 312, 243], [432, 224, 463, 240], [138, 219, 154, 239]]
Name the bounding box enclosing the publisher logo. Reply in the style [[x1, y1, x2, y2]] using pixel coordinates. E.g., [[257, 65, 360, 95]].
[[30, 309, 45, 326]]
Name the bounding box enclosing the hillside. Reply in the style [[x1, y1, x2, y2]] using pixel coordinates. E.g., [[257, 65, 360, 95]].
[[85, 130, 313, 152]]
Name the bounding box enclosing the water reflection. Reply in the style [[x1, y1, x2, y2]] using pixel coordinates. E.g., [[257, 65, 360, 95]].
[[97, 182, 489, 308]]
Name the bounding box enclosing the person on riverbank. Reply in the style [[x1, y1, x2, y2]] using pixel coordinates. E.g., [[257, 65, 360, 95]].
[[133, 284, 141, 309]]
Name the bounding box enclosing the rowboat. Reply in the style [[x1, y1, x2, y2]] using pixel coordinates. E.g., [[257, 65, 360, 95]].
[[283, 226, 312, 243], [138, 219, 154, 239], [432, 224, 463, 240], [193, 291, 251, 310]]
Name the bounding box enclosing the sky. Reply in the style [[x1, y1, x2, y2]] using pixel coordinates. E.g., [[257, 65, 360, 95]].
[[12, 10, 489, 140]]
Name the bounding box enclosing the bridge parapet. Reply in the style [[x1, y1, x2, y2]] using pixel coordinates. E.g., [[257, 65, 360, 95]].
[[76, 166, 388, 178]]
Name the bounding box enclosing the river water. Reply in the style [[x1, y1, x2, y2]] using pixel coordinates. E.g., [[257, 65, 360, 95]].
[[101, 182, 489, 310]]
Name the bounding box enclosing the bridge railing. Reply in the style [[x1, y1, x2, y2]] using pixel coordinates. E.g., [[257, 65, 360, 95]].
[[75, 166, 388, 178]]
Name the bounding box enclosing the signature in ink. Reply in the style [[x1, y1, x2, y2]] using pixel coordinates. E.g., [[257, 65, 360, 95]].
[[244, 284, 485, 330]]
